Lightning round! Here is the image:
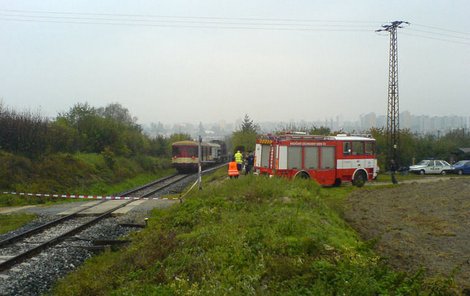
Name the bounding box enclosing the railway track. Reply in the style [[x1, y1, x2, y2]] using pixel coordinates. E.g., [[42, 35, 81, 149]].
[[0, 171, 200, 274], [0, 165, 227, 295], [117, 173, 191, 197]]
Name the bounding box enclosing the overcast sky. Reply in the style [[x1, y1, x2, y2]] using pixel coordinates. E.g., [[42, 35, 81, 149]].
[[1, 1, 469, 125]]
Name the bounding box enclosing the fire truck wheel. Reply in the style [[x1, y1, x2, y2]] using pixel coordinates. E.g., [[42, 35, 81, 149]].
[[333, 178, 342, 187], [352, 171, 367, 187], [296, 172, 310, 179]]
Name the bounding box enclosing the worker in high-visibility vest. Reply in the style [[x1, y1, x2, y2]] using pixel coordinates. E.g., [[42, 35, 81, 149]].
[[234, 150, 243, 171], [228, 158, 239, 179]]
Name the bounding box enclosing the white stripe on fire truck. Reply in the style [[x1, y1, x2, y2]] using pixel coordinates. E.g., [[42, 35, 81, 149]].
[[336, 159, 377, 169]]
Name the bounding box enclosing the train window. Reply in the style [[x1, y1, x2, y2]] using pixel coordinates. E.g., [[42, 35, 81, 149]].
[[172, 146, 180, 157], [186, 147, 197, 157], [173, 146, 197, 157], [365, 142, 374, 155], [204, 147, 209, 160], [352, 141, 364, 155], [343, 142, 351, 155], [287, 146, 302, 169], [304, 147, 319, 169], [321, 146, 335, 169]]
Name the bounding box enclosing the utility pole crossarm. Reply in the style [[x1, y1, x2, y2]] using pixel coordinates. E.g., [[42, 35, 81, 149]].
[[375, 21, 410, 33]]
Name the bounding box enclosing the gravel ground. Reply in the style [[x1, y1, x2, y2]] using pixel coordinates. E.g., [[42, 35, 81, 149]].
[[0, 216, 93, 256], [343, 177, 470, 291], [0, 218, 141, 296], [0, 214, 57, 242]]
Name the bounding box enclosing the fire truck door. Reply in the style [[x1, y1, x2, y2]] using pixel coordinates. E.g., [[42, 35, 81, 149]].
[[318, 146, 336, 185], [255, 144, 262, 167], [278, 146, 287, 169]]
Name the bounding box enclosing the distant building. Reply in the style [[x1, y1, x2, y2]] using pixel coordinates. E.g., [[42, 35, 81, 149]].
[[360, 112, 377, 130], [143, 111, 469, 140], [400, 111, 412, 130]]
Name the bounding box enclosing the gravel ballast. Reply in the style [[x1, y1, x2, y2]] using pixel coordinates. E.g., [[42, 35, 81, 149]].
[[0, 217, 140, 296]]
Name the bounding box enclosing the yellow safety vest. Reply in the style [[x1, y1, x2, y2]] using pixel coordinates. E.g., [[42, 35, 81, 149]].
[[234, 152, 243, 164]]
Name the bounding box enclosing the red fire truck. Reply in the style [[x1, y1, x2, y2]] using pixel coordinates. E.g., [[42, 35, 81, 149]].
[[254, 133, 378, 187]]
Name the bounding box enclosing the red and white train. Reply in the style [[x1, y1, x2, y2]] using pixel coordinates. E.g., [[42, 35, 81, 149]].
[[254, 133, 378, 187], [172, 140, 227, 173]]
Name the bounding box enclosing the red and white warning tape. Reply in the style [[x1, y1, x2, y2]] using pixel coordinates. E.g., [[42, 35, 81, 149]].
[[1, 191, 178, 200]]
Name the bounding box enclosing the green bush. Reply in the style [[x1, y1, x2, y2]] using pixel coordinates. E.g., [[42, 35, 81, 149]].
[[0, 151, 33, 189]]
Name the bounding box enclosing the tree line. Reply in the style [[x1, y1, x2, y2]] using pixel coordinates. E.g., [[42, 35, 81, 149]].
[[0, 102, 189, 159], [232, 116, 470, 169], [2, 102, 468, 169]]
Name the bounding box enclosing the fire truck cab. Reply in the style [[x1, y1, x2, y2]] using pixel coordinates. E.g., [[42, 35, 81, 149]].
[[254, 133, 378, 187]]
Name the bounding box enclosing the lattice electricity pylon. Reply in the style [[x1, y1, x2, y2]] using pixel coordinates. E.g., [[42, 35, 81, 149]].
[[376, 21, 409, 167]]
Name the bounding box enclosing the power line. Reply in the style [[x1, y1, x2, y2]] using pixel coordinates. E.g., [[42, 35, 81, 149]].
[[406, 28, 470, 41], [401, 32, 470, 46], [0, 9, 379, 31], [413, 23, 470, 36], [0, 17, 377, 32], [1, 7, 468, 46], [0, 8, 383, 24], [0, 13, 377, 29]]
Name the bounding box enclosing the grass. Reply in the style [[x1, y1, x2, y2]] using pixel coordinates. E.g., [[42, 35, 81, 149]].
[[0, 212, 37, 234], [0, 151, 174, 197], [52, 172, 457, 295], [0, 170, 176, 207]]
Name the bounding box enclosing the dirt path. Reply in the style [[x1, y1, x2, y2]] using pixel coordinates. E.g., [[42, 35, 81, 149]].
[[343, 177, 470, 290]]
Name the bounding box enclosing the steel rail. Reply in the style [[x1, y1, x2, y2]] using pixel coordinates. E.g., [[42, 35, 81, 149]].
[[115, 173, 180, 197], [0, 173, 182, 250], [141, 174, 191, 197], [0, 199, 135, 272], [0, 201, 106, 248], [0, 172, 196, 272]]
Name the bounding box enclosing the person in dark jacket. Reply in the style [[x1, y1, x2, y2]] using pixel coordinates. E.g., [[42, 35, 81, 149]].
[[390, 159, 398, 184], [245, 152, 255, 175]]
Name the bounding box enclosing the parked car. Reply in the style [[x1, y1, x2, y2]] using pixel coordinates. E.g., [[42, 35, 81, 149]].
[[408, 159, 453, 175], [452, 160, 470, 175]]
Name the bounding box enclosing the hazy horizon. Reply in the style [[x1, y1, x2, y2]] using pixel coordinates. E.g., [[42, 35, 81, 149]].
[[1, 1, 469, 125]]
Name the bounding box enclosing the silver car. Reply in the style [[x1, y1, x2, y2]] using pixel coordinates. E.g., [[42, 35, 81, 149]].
[[409, 159, 453, 175]]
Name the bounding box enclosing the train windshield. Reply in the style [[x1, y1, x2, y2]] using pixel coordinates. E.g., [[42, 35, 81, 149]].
[[172, 146, 198, 157]]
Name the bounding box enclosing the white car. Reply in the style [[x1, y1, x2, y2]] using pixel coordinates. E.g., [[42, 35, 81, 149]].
[[409, 160, 453, 175]]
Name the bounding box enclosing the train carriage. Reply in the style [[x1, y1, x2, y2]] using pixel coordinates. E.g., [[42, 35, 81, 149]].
[[254, 133, 378, 187], [172, 140, 226, 173]]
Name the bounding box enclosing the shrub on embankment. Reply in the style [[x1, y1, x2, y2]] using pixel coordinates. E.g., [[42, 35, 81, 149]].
[[0, 150, 171, 201], [52, 174, 456, 295], [0, 102, 181, 205]]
